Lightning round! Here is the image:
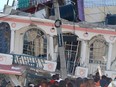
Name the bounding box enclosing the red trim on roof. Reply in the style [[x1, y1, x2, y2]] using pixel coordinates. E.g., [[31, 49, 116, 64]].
[[0, 17, 116, 35], [62, 24, 116, 35]]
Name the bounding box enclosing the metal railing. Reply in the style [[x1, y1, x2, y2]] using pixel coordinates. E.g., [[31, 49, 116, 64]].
[[88, 58, 107, 74], [89, 58, 107, 65]]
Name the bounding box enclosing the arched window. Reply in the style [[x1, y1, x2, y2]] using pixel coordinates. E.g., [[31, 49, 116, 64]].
[[89, 35, 108, 63], [0, 22, 11, 53], [23, 28, 47, 58]]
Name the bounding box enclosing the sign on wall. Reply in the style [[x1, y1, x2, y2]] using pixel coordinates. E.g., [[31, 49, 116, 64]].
[[0, 53, 13, 65], [75, 67, 88, 78], [43, 60, 57, 72]]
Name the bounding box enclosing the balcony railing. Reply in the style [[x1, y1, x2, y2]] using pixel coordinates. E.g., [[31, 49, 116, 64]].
[[88, 58, 107, 74], [12, 54, 46, 69], [89, 58, 107, 65]]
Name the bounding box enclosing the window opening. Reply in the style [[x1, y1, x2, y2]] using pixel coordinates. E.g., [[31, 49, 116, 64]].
[[23, 28, 47, 58], [89, 35, 108, 65]]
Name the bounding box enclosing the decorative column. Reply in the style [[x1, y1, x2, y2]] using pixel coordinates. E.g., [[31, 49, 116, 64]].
[[49, 35, 54, 60], [10, 30, 15, 53], [80, 40, 87, 66], [106, 43, 113, 70]]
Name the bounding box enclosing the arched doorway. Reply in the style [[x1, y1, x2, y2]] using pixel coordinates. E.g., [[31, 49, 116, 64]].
[[23, 28, 47, 58], [0, 22, 11, 53], [89, 35, 108, 73]]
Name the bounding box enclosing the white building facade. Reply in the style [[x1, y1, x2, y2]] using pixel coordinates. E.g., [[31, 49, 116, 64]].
[[0, 14, 115, 75]]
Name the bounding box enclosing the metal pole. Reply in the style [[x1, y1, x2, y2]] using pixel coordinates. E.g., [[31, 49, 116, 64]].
[[12, 0, 15, 6], [53, 0, 67, 79], [7, 0, 9, 5]]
